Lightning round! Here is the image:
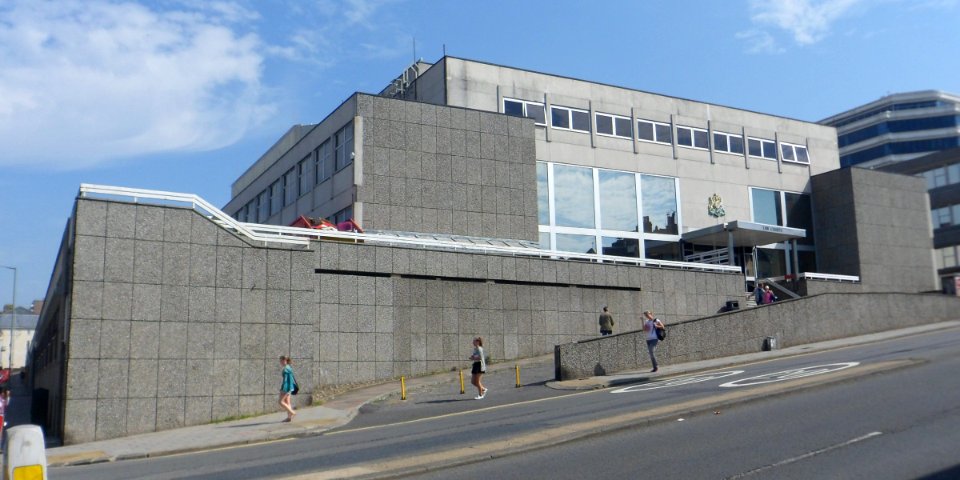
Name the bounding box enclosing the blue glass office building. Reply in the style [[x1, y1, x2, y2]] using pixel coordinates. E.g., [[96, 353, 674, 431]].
[[821, 91, 960, 169]]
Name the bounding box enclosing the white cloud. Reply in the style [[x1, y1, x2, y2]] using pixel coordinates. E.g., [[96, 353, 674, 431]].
[[0, 0, 275, 169], [740, 0, 863, 53]]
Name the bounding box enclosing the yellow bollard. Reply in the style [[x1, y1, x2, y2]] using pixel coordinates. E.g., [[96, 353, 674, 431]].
[[459, 369, 465, 394], [515, 364, 521, 388], [401, 376, 407, 401]]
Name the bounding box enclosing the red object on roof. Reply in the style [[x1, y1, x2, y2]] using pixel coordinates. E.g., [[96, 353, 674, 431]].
[[290, 216, 338, 231], [0, 369, 9, 384], [336, 219, 364, 233]]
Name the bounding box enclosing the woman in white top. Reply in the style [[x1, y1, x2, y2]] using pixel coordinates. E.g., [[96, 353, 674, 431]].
[[470, 337, 488, 399], [643, 311, 665, 373]]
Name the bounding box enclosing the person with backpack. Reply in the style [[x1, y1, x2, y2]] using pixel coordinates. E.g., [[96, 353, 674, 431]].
[[279, 355, 297, 422], [643, 311, 666, 373]]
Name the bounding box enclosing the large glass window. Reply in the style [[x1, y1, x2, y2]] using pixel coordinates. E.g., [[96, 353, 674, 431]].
[[537, 162, 550, 225], [503, 98, 546, 125], [335, 122, 354, 171], [748, 137, 777, 160], [756, 248, 787, 278], [599, 170, 638, 231], [641, 175, 678, 234], [602, 237, 640, 257], [556, 234, 596, 254], [645, 239, 681, 261], [781, 143, 811, 164], [553, 164, 595, 228], [551, 106, 590, 133], [751, 188, 783, 225]]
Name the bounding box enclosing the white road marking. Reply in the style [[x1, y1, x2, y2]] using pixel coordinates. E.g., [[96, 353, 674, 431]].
[[719, 362, 860, 388], [727, 431, 883, 478], [610, 371, 745, 393]]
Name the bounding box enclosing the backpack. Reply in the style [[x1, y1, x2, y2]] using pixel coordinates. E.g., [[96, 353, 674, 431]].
[[655, 321, 666, 341]]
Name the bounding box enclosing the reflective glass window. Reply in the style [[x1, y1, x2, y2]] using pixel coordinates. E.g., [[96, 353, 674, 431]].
[[655, 123, 672, 144], [756, 248, 786, 278], [553, 164, 595, 228], [270, 180, 283, 216], [599, 170, 638, 231], [641, 175, 678, 234], [245, 198, 257, 223], [795, 146, 810, 163], [949, 164, 960, 185], [781, 144, 796, 161], [596, 114, 614, 135], [637, 121, 655, 141], [602, 237, 640, 257], [551, 107, 570, 129], [943, 247, 957, 268], [284, 168, 298, 206], [693, 129, 709, 149], [645, 239, 681, 261], [504, 99, 524, 117], [526, 103, 546, 125], [317, 139, 332, 183], [614, 117, 632, 138], [713, 133, 728, 152], [762, 140, 777, 159], [933, 167, 948, 188], [677, 127, 693, 147], [299, 154, 314, 195], [730, 135, 744, 154], [571, 110, 590, 132], [536, 162, 550, 225], [952, 205, 960, 225], [752, 188, 782, 226], [556, 234, 597, 254], [258, 190, 269, 221], [748, 138, 762, 157], [539, 232, 550, 250], [335, 122, 354, 170]]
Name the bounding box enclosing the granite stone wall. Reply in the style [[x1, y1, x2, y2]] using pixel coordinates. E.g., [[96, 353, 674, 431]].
[[61, 198, 743, 443], [812, 168, 936, 292], [355, 94, 540, 242], [555, 292, 960, 380]]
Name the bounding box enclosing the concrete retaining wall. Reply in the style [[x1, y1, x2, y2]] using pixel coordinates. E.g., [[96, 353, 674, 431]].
[[555, 292, 960, 380]]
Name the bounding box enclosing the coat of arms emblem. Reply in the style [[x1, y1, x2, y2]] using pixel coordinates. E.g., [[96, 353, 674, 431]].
[[708, 193, 725, 218]]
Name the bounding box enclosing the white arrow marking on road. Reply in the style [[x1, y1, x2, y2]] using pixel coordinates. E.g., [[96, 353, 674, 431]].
[[611, 370, 745, 393], [718, 362, 860, 388]]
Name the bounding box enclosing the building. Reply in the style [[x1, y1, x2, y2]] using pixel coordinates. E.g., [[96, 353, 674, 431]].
[[225, 56, 844, 284], [879, 147, 960, 292], [820, 90, 960, 169], [0, 313, 38, 369], [33, 56, 940, 444]]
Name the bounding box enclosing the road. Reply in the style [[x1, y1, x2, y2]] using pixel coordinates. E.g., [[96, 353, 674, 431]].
[[51, 327, 960, 479]]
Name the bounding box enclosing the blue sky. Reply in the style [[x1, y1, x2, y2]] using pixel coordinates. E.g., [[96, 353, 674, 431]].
[[1, 0, 959, 304]]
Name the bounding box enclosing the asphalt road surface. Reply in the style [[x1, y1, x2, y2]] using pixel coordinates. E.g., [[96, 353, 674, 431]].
[[51, 326, 960, 480]]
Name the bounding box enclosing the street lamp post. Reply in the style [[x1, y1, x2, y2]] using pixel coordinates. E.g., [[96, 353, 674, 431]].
[[1, 266, 16, 371]]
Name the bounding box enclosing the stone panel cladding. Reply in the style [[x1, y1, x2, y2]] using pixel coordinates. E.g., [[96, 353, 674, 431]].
[[556, 292, 960, 380], [62, 198, 742, 443], [812, 167, 935, 292], [355, 94, 540, 242]]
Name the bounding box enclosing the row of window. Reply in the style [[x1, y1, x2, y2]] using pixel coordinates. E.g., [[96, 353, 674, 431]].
[[831, 100, 946, 129], [503, 98, 811, 164], [535, 161, 815, 258], [931, 203, 960, 230], [838, 115, 960, 148], [922, 163, 960, 189], [234, 122, 354, 223], [841, 137, 960, 167]]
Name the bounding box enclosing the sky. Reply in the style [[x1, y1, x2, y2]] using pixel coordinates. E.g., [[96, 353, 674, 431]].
[[1, 0, 959, 305]]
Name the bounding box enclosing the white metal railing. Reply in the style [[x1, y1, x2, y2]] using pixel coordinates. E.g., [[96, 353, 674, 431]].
[[799, 272, 861, 283], [78, 184, 742, 274]]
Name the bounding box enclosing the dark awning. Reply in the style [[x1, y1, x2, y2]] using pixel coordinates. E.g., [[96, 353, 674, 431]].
[[681, 220, 805, 247]]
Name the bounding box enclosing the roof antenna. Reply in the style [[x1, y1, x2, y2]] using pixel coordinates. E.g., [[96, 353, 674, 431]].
[[443, 43, 446, 57]]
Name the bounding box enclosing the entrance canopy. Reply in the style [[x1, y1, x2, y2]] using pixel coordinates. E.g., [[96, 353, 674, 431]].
[[682, 220, 805, 248]]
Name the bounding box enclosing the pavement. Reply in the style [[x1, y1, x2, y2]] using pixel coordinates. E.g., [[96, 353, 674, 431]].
[[44, 320, 960, 468]]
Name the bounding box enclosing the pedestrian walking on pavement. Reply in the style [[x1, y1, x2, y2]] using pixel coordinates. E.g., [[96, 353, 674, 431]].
[[643, 311, 665, 372], [279, 355, 297, 422], [470, 337, 488, 399], [599, 306, 615, 336]]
